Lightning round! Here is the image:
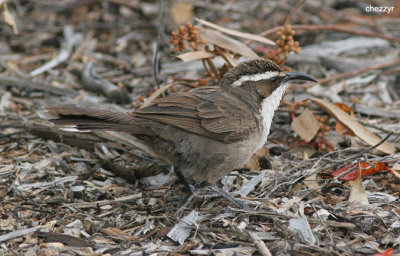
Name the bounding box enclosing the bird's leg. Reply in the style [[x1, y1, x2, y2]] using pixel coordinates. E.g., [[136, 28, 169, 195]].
[[173, 167, 196, 193]]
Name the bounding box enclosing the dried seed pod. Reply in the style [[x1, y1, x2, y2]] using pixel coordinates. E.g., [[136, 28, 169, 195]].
[[285, 24, 292, 32]]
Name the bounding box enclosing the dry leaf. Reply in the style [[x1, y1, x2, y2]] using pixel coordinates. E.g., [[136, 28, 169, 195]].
[[176, 51, 215, 62], [311, 98, 395, 155], [334, 102, 353, 115], [195, 18, 275, 45], [372, 248, 394, 256], [243, 155, 260, 170], [291, 109, 320, 142], [254, 147, 268, 158], [330, 161, 390, 181], [243, 147, 268, 170], [349, 166, 369, 206], [199, 27, 259, 59]]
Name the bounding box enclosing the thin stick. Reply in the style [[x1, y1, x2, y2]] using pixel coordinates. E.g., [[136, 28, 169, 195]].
[[284, 0, 306, 26], [261, 24, 400, 43], [297, 57, 400, 88], [311, 204, 334, 243], [152, 0, 164, 88], [248, 231, 273, 256]]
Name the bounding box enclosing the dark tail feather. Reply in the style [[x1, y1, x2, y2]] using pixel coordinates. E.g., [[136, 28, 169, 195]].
[[44, 106, 138, 132]]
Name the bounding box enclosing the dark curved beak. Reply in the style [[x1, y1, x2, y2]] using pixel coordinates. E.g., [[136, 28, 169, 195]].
[[282, 71, 317, 84]]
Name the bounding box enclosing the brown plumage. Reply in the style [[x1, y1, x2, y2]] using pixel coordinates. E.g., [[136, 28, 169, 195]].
[[45, 58, 317, 184]]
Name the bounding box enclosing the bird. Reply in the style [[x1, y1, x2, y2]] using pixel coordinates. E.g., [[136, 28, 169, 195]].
[[44, 58, 317, 189]]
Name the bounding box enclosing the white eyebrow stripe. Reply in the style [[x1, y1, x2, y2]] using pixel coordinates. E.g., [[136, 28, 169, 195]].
[[232, 71, 283, 87]]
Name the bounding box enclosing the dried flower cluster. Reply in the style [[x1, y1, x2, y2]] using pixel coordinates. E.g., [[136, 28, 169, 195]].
[[266, 25, 301, 66], [170, 23, 206, 51], [314, 115, 335, 152]]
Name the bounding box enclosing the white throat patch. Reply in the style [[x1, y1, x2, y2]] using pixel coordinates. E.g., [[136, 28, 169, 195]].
[[232, 71, 282, 87], [256, 82, 288, 149]]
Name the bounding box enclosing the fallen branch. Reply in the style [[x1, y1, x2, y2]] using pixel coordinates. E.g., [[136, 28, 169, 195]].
[[261, 24, 400, 44]]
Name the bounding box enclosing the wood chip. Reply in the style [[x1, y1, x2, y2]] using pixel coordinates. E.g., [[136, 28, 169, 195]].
[[288, 215, 316, 245], [167, 210, 199, 244]]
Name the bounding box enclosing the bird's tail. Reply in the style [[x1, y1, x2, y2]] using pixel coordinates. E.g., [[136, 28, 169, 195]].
[[44, 106, 138, 133]]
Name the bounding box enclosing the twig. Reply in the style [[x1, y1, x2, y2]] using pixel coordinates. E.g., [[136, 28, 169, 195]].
[[267, 133, 393, 195], [284, 0, 306, 25], [205, 58, 221, 81], [318, 58, 400, 83], [152, 0, 164, 88], [30, 25, 82, 76], [0, 226, 42, 243], [359, 120, 400, 136], [301, 57, 400, 88], [63, 193, 142, 208], [248, 232, 272, 256], [311, 204, 334, 243], [81, 62, 130, 103], [261, 24, 400, 43], [322, 133, 393, 178], [140, 82, 176, 108], [332, 133, 393, 165], [0, 77, 78, 97]]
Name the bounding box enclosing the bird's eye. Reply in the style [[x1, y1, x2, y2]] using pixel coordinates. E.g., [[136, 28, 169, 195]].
[[271, 77, 278, 83]]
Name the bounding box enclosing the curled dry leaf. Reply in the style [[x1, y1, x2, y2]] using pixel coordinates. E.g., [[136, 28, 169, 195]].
[[311, 98, 395, 155], [176, 51, 215, 62], [199, 27, 259, 59], [195, 18, 275, 46]]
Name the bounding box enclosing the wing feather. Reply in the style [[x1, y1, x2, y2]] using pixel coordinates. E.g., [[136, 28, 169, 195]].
[[135, 87, 257, 142]]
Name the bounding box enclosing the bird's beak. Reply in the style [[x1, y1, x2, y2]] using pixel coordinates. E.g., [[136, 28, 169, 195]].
[[282, 71, 317, 84]]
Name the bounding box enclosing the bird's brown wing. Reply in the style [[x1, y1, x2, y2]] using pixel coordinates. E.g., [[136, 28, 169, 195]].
[[134, 87, 257, 143]]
